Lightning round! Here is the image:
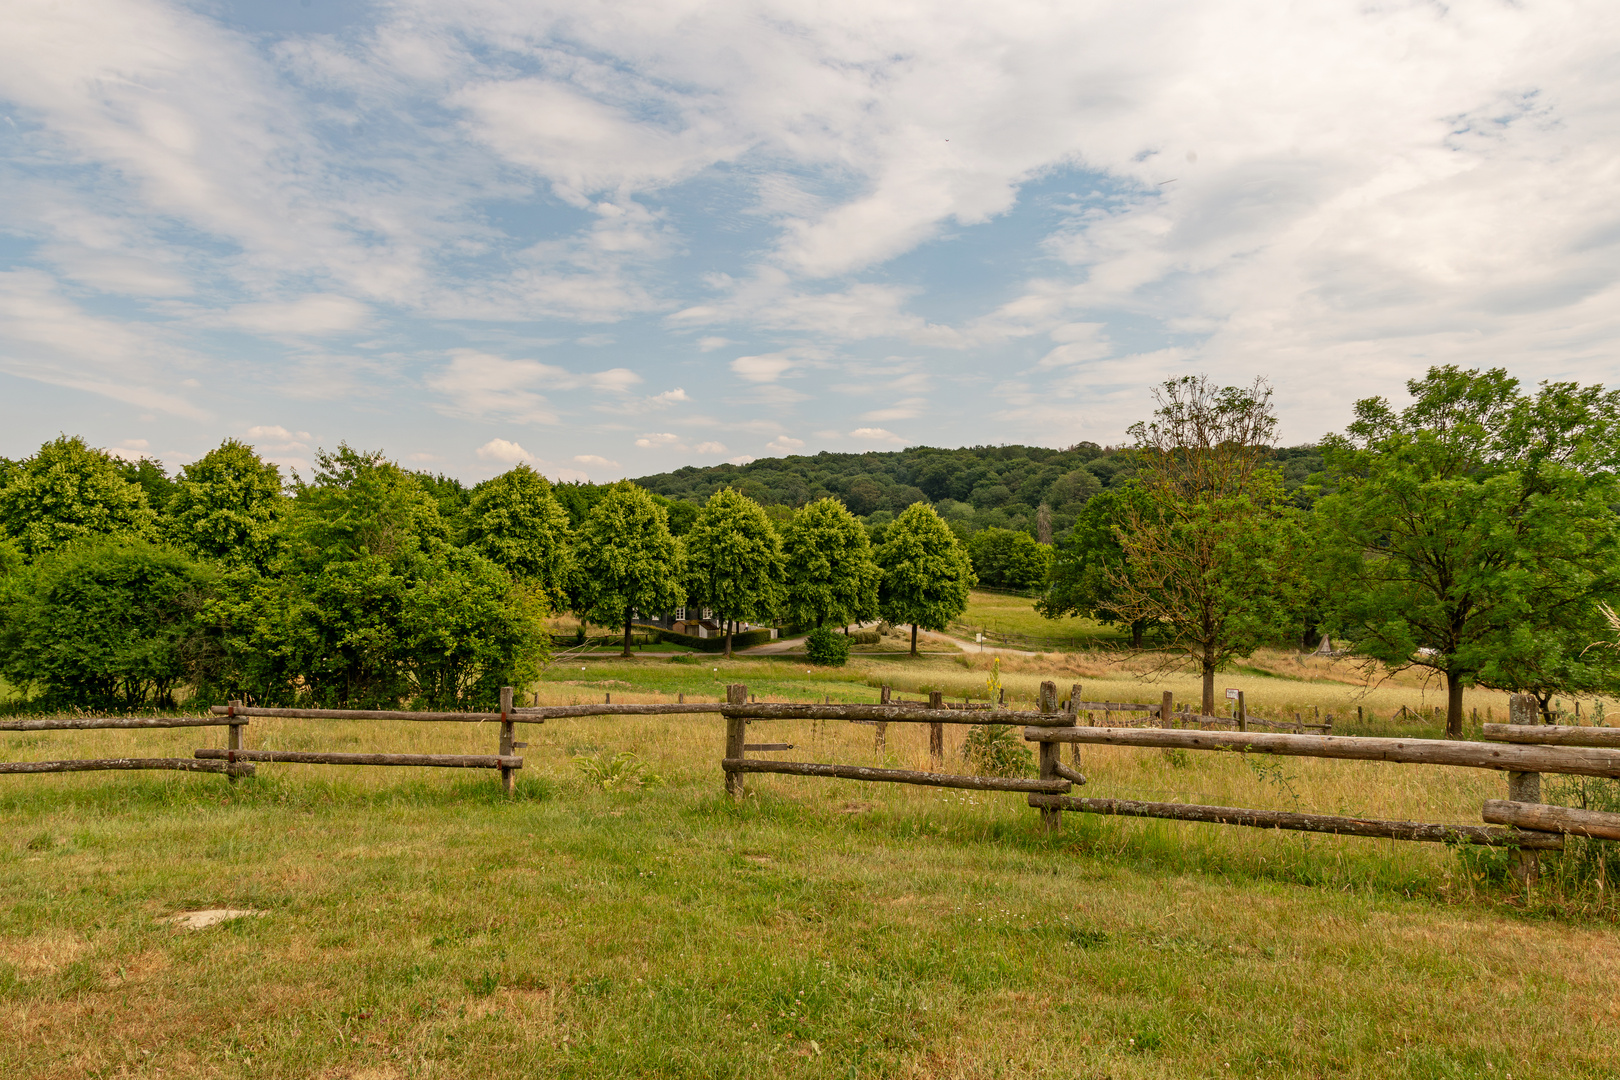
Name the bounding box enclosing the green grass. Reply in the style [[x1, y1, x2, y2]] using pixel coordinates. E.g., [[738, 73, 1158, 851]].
[[3, 665, 1619, 1078], [951, 590, 1126, 649]]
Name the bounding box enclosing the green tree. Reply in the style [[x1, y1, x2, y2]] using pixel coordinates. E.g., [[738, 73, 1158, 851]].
[[0, 436, 155, 558], [1037, 488, 1151, 647], [164, 439, 285, 567], [781, 497, 880, 630], [464, 465, 574, 607], [684, 489, 784, 658], [0, 537, 214, 709], [1317, 367, 1620, 736], [877, 503, 976, 656], [200, 447, 544, 709], [573, 482, 685, 657], [965, 527, 1052, 591], [1107, 377, 1304, 715], [115, 456, 176, 511]]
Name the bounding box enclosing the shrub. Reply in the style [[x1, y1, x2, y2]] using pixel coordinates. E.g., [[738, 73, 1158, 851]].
[[805, 626, 851, 666], [962, 724, 1033, 777]]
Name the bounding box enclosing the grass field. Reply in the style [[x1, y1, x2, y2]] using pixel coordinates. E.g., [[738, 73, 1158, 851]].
[[4, 656, 1619, 1078], [950, 591, 1128, 650]]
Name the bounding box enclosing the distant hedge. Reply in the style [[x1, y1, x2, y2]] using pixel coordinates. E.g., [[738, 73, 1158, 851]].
[[652, 627, 776, 653]]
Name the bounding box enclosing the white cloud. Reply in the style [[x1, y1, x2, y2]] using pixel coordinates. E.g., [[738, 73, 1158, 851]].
[[859, 399, 927, 422], [476, 438, 534, 464], [697, 336, 731, 351], [219, 295, 371, 336], [730, 352, 797, 383], [766, 435, 804, 453], [573, 454, 621, 468], [652, 388, 690, 404], [692, 441, 727, 455], [426, 349, 645, 424], [728, 455, 756, 465], [634, 432, 682, 449], [848, 427, 906, 445]]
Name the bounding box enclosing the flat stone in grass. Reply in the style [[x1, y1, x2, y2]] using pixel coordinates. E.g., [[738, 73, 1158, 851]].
[[163, 909, 262, 930]]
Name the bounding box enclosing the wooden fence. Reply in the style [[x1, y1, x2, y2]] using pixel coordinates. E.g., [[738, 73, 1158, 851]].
[[721, 683, 1620, 879], [2, 689, 729, 795]]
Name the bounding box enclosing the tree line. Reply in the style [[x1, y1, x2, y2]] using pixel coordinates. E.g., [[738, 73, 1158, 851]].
[[0, 440, 977, 711], [2, 363, 1614, 734], [1040, 367, 1620, 736]]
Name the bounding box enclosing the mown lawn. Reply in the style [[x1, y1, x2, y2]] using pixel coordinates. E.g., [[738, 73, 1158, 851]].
[[3, 661, 1618, 1079]]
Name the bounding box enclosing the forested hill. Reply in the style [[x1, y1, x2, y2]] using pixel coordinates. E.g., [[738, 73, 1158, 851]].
[[632, 442, 1323, 543]]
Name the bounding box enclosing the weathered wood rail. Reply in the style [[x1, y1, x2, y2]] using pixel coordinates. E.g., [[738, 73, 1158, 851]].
[[1, 715, 244, 731], [195, 749, 521, 770], [0, 758, 255, 777], [719, 683, 1608, 868]]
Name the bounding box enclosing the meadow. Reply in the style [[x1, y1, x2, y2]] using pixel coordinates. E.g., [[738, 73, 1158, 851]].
[[4, 650, 1620, 1079]]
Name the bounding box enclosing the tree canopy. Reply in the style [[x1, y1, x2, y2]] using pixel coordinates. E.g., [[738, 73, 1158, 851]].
[[1316, 366, 1620, 735], [780, 497, 880, 629], [0, 436, 155, 558], [684, 488, 785, 656], [164, 438, 284, 568], [463, 464, 574, 607], [572, 482, 685, 657], [876, 503, 976, 656]]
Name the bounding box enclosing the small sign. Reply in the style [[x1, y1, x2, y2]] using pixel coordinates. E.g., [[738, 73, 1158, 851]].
[[1225, 688, 1240, 699], [975, 633, 983, 643]]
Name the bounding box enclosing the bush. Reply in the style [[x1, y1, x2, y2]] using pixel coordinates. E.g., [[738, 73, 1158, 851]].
[[962, 724, 1033, 777], [0, 537, 214, 709], [805, 626, 851, 666]]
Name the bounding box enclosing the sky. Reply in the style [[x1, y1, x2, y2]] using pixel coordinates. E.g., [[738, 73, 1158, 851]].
[[2, 0, 1618, 483]]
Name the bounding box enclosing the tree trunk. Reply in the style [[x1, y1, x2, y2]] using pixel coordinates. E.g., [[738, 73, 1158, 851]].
[[622, 611, 633, 658], [1202, 650, 1216, 717], [1130, 620, 1146, 648], [910, 623, 918, 657], [725, 618, 734, 659], [1446, 670, 1465, 739]]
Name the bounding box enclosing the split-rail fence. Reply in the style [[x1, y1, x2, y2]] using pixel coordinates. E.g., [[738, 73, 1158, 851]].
[[721, 682, 1620, 880]]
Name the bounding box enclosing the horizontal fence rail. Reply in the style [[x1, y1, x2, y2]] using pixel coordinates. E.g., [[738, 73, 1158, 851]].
[[514, 703, 723, 719], [0, 758, 255, 777], [1484, 799, 1620, 841], [721, 704, 1075, 727], [1482, 724, 1620, 749], [195, 749, 521, 769], [722, 757, 1072, 793], [1022, 725, 1620, 780], [1027, 795, 1564, 849], [208, 705, 515, 723], [0, 716, 245, 731]]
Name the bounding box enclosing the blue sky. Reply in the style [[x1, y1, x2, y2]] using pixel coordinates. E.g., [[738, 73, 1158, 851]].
[[2, 0, 1618, 482]]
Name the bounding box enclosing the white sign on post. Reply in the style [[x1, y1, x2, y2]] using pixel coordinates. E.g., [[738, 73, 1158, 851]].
[[1225, 687, 1240, 700]]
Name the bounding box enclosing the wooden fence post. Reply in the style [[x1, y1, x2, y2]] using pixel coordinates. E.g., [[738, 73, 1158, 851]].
[[1037, 682, 1061, 834], [877, 686, 890, 753], [498, 686, 515, 796], [928, 691, 944, 768], [1507, 692, 1543, 884], [227, 699, 244, 785], [1068, 684, 1083, 767], [1237, 691, 1247, 734], [1160, 691, 1174, 729], [725, 684, 749, 799]]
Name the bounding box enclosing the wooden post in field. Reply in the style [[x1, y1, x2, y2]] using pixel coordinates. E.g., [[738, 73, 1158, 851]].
[[1068, 684, 1083, 767], [877, 686, 890, 753], [498, 686, 515, 796], [1507, 692, 1543, 884], [928, 691, 944, 768], [1236, 691, 1247, 734], [725, 684, 748, 799], [1160, 691, 1173, 729], [1037, 682, 1061, 835], [227, 699, 245, 785]]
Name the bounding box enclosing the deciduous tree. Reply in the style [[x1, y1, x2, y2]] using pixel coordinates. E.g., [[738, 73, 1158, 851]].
[[164, 439, 285, 568], [1317, 367, 1620, 736], [464, 464, 573, 607], [781, 497, 880, 631], [684, 489, 784, 658], [1107, 376, 1304, 714], [0, 436, 155, 558], [573, 482, 684, 657], [877, 503, 976, 657], [965, 527, 1051, 591]]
